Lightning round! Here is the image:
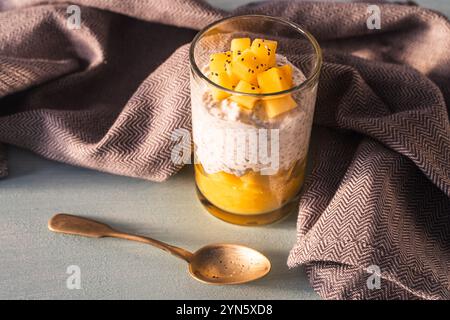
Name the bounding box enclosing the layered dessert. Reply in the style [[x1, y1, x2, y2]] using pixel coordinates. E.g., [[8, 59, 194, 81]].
[[191, 38, 316, 217]]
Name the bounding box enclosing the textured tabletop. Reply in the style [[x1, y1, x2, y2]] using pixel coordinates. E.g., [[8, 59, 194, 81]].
[[1, 0, 448, 300], [0, 148, 318, 299]]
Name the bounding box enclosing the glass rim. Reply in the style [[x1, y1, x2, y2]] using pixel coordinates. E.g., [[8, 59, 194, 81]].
[[189, 14, 323, 98]]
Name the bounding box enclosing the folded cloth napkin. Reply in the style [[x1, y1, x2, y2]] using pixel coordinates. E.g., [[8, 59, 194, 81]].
[[0, 0, 449, 299]]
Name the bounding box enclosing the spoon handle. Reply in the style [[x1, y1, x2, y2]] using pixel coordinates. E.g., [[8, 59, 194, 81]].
[[108, 232, 193, 263], [48, 213, 193, 263]]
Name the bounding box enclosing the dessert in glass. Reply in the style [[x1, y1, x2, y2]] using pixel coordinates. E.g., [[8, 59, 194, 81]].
[[189, 15, 322, 225]]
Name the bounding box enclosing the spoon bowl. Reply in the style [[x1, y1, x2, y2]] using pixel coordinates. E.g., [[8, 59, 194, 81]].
[[189, 244, 271, 285]]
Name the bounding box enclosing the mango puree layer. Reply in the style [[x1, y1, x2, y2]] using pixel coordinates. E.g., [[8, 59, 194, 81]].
[[195, 159, 306, 215]]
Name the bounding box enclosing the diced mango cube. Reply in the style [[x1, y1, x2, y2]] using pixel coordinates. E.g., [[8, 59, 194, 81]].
[[209, 51, 239, 83], [209, 72, 238, 101], [231, 38, 251, 60], [231, 49, 260, 84], [214, 53, 240, 84], [226, 66, 240, 84], [230, 80, 260, 109], [209, 51, 232, 74], [256, 62, 269, 73], [263, 95, 297, 118], [251, 38, 278, 68], [257, 67, 291, 93], [278, 64, 293, 87]]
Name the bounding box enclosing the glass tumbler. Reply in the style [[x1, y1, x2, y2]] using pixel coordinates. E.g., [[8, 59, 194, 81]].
[[189, 15, 322, 225]]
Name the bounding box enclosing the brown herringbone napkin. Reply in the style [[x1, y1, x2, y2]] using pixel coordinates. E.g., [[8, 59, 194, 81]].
[[0, 0, 449, 299]]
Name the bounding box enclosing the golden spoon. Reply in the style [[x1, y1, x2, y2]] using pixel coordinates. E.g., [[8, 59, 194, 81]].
[[48, 213, 271, 285]]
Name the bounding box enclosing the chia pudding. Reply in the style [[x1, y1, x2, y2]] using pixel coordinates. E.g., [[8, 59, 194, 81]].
[[191, 55, 316, 176]]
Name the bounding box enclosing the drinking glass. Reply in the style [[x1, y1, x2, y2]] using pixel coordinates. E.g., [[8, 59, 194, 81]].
[[189, 15, 322, 225]]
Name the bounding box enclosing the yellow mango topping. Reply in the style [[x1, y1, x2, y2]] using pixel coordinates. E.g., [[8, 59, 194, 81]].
[[209, 72, 238, 101], [230, 49, 260, 84], [207, 38, 296, 114], [251, 38, 278, 68], [209, 51, 232, 74], [263, 95, 297, 118], [229, 80, 260, 109], [257, 66, 297, 118], [231, 38, 251, 60], [278, 64, 293, 87], [257, 67, 291, 93]]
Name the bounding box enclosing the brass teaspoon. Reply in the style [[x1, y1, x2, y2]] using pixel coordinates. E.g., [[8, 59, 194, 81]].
[[48, 213, 271, 285]]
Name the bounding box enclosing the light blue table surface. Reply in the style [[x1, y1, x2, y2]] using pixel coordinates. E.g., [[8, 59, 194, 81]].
[[1, 0, 448, 300]]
